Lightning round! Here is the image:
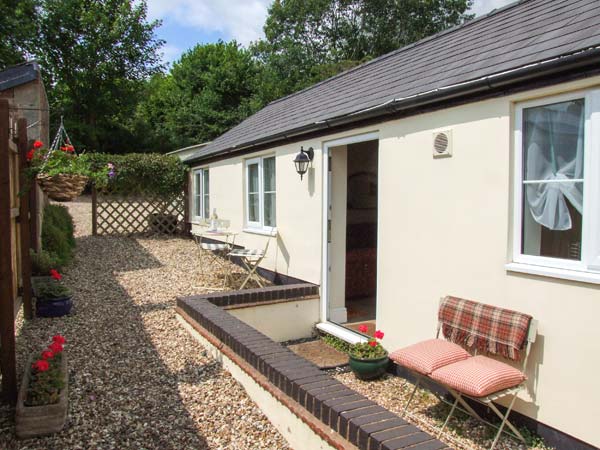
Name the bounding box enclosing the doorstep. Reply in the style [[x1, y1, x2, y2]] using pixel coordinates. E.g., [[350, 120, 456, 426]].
[[176, 292, 450, 450]]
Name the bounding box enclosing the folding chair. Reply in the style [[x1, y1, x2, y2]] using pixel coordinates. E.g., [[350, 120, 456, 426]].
[[228, 233, 273, 290], [192, 220, 236, 288], [393, 296, 537, 450]]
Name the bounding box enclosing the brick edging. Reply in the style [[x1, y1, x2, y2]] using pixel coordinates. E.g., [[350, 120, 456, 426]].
[[177, 295, 450, 450]]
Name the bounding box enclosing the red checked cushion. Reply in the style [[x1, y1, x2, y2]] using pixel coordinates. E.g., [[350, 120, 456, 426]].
[[430, 355, 526, 397], [389, 339, 470, 375]]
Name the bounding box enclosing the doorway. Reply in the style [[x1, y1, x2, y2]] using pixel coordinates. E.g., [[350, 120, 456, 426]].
[[326, 136, 378, 335]]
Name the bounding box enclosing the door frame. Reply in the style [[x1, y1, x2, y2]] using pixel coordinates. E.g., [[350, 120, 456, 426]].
[[318, 131, 379, 342]]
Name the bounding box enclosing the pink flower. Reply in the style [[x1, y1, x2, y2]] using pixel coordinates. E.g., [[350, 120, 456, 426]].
[[26, 149, 35, 161], [49, 342, 63, 354], [49, 269, 62, 281], [368, 340, 377, 347], [41, 350, 54, 360], [374, 330, 384, 340], [358, 324, 368, 333], [32, 359, 49, 372], [33, 140, 43, 149], [52, 335, 66, 345]]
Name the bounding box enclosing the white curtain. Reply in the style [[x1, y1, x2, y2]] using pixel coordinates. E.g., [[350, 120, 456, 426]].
[[524, 100, 584, 231]]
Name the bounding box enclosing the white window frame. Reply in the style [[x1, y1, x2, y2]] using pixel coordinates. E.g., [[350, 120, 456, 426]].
[[192, 167, 209, 221], [245, 155, 276, 231], [510, 89, 600, 278]]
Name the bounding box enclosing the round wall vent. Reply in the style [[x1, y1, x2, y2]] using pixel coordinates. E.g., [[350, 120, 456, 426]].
[[433, 132, 449, 154]]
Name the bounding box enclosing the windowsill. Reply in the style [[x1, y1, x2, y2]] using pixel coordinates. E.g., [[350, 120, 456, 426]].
[[505, 262, 600, 285], [243, 227, 277, 237], [316, 322, 367, 344]]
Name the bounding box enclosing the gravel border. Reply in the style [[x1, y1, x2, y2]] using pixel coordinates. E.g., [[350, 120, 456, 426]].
[[0, 197, 289, 449]]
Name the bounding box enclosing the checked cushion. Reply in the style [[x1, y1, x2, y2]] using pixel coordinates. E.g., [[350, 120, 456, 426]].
[[389, 339, 470, 375], [430, 355, 526, 397]]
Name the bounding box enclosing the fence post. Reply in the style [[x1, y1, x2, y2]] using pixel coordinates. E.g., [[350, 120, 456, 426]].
[[0, 99, 17, 404], [17, 118, 33, 320], [92, 184, 97, 236]]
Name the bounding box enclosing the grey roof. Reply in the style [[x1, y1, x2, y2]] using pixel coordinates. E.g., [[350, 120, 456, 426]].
[[186, 0, 600, 163], [0, 62, 39, 91]]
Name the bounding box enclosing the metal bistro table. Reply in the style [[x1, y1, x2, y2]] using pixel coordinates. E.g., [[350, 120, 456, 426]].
[[193, 227, 238, 289]]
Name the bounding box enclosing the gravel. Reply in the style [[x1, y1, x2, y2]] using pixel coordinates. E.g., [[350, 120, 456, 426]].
[[0, 196, 289, 449], [333, 372, 552, 450]]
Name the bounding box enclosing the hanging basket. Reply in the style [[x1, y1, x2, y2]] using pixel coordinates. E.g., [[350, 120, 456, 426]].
[[37, 174, 88, 202]]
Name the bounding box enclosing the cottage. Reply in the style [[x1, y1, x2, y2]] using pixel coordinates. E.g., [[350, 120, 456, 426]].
[[183, 1, 600, 447]]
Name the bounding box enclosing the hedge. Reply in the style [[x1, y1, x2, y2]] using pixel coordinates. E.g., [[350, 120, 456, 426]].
[[87, 153, 188, 197], [39, 204, 76, 270]]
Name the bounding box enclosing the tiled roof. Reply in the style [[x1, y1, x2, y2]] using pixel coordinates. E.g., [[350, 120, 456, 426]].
[[0, 62, 39, 91], [186, 0, 600, 163]]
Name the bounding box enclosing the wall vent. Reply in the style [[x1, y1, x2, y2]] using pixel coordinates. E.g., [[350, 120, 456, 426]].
[[433, 130, 452, 158]]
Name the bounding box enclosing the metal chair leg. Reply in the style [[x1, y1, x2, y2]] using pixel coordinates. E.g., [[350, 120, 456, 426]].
[[487, 395, 524, 450], [403, 378, 420, 417], [440, 396, 459, 434]]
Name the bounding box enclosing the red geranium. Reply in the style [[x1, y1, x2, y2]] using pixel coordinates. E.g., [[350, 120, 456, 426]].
[[33, 140, 43, 149], [358, 324, 368, 333], [49, 342, 63, 353], [41, 350, 54, 360], [374, 330, 384, 339], [49, 269, 62, 281], [52, 334, 66, 345], [368, 340, 377, 347], [26, 149, 35, 161], [32, 359, 49, 372]]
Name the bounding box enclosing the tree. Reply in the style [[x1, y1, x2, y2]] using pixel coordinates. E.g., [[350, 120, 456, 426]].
[[253, 0, 473, 103], [35, 0, 164, 153], [135, 41, 261, 151], [0, 0, 39, 68]]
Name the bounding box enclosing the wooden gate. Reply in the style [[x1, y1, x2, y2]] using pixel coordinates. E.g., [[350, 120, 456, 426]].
[[0, 99, 34, 404]]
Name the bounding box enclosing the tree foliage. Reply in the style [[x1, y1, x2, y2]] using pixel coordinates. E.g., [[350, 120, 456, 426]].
[[0, 0, 39, 68], [35, 0, 164, 153], [135, 41, 260, 151]]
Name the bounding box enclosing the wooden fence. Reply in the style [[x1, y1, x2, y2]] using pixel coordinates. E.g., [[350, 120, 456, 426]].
[[0, 99, 35, 404], [92, 184, 189, 236]]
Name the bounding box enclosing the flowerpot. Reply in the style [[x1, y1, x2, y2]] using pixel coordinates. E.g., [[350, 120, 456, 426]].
[[16, 354, 68, 439], [35, 296, 73, 317], [348, 353, 389, 380], [37, 174, 88, 202]]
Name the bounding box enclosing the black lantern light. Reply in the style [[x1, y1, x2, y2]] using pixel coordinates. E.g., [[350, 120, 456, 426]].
[[293, 146, 314, 180]]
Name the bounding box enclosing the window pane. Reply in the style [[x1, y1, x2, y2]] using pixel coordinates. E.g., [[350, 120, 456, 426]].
[[263, 157, 276, 192], [194, 173, 201, 195], [203, 194, 210, 219], [264, 192, 276, 227], [521, 99, 584, 260], [195, 195, 201, 217], [248, 193, 259, 223], [203, 169, 209, 194], [248, 163, 259, 193]]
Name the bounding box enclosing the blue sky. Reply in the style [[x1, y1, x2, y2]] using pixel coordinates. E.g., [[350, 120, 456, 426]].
[[146, 0, 515, 65]]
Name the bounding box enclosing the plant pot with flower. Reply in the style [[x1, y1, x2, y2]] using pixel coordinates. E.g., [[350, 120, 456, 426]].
[[27, 140, 106, 202], [348, 326, 389, 380], [32, 271, 73, 318], [16, 335, 68, 439]]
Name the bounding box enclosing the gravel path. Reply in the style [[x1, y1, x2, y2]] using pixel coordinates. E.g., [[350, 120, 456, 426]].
[[0, 197, 289, 449]]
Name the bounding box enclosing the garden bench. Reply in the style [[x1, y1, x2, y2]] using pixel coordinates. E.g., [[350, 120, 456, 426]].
[[390, 296, 537, 450]]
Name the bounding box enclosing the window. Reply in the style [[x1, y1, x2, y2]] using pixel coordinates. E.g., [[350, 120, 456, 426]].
[[513, 90, 600, 274], [246, 156, 276, 229], [192, 168, 209, 220]]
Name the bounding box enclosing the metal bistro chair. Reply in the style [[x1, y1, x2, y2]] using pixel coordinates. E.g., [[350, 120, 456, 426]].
[[228, 231, 274, 290], [192, 219, 236, 288]]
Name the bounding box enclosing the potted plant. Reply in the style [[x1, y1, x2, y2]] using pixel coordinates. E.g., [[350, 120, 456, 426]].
[[348, 326, 389, 380], [16, 335, 68, 438], [32, 271, 73, 317], [27, 140, 106, 201]]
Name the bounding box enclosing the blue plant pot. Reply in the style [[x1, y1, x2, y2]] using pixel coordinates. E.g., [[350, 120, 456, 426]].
[[35, 296, 73, 318]]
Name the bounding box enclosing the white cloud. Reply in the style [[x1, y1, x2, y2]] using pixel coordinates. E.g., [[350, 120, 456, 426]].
[[469, 0, 515, 17], [159, 43, 182, 65], [146, 0, 270, 46]]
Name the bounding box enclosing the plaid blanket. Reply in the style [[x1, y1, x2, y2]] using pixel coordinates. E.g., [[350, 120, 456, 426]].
[[439, 296, 532, 361]]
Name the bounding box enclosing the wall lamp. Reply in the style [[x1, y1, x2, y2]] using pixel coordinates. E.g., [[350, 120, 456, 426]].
[[293, 146, 314, 180]]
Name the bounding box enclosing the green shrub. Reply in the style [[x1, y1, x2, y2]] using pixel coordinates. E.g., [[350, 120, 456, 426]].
[[41, 204, 75, 267], [30, 249, 62, 275]]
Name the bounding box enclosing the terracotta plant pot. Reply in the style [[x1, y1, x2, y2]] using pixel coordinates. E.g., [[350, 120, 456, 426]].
[[348, 352, 389, 380], [16, 354, 68, 439], [37, 174, 88, 202]]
